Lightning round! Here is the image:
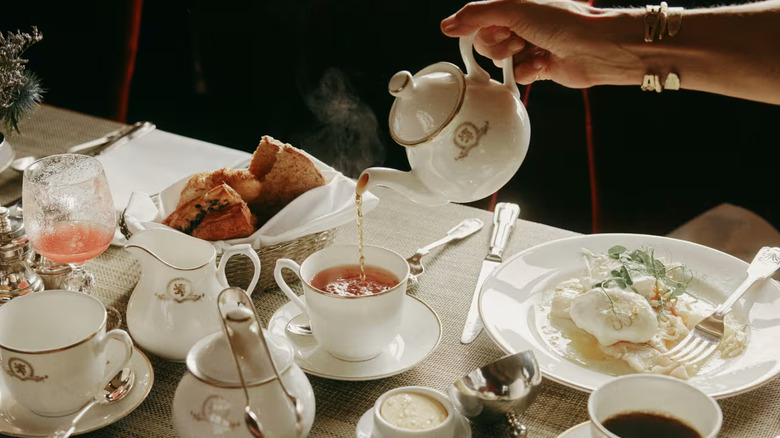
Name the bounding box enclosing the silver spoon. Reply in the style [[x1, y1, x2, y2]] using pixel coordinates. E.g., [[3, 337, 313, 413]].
[[447, 350, 541, 437], [406, 218, 484, 280], [49, 368, 135, 438], [284, 218, 484, 337]]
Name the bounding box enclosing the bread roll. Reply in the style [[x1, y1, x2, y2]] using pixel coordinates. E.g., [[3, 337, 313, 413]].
[[248, 135, 326, 224], [178, 168, 262, 207]]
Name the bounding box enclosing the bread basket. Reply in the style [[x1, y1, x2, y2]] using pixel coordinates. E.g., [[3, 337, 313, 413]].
[[120, 154, 378, 293]]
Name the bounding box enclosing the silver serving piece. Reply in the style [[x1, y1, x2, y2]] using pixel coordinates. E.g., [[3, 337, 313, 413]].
[[448, 350, 541, 437], [461, 203, 520, 343], [0, 206, 43, 302], [218, 287, 305, 438]]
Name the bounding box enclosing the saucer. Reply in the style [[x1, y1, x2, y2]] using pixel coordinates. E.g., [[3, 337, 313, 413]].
[[557, 421, 590, 438], [355, 406, 472, 438], [0, 339, 154, 437], [268, 294, 442, 381]]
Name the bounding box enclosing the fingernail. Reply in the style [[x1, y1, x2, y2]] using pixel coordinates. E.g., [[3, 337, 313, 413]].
[[441, 18, 458, 32], [494, 28, 512, 41], [508, 40, 525, 52]]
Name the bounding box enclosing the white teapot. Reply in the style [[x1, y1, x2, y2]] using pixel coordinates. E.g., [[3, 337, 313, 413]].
[[124, 228, 260, 362], [359, 33, 530, 205], [173, 287, 315, 438]]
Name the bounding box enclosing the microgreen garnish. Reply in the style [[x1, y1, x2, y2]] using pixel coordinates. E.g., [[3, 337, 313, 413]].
[[591, 245, 693, 325]]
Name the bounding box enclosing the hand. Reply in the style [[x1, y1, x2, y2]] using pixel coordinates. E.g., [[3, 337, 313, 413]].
[[441, 0, 640, 88]]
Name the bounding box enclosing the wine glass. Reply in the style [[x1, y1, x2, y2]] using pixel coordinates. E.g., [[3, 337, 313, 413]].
[[22, 154, 116, 294]]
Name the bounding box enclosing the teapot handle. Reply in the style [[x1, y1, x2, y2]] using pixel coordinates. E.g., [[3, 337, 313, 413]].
[[217, 244, 261, 297], [459, 32, 520, 98]]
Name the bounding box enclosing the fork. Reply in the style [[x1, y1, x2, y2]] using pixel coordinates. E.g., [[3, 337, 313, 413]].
[[666, 246, 780, 365]]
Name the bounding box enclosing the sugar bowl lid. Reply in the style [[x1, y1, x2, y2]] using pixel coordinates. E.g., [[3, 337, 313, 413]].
[[186, 328, 294, 388], [388, 62, 465, 146]]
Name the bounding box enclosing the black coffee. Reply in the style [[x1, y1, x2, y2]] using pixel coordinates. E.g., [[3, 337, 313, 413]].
[[603, 412, 701, 438]]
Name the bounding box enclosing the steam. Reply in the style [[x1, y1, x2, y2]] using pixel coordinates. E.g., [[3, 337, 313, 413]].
[[295, 68, 386, 178]]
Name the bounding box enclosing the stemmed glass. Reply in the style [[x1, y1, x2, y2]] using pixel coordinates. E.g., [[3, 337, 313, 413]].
[[22, 154, 116, 294]]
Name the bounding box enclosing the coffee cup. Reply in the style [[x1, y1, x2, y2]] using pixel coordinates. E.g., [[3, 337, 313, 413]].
[[0, 290, 134, 417], [274, 244, 409, 361], [588, 374, 722, 438], [373, 386, 456, 438]]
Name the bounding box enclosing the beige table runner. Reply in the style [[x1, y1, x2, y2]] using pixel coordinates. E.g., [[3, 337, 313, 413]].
[[2, 106, 780, 437]]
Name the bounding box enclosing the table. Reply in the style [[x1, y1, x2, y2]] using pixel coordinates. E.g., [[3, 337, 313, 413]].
[[3, 106, 780, 437]]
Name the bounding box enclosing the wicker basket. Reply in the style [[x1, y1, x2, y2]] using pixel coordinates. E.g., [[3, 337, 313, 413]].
[[218, 228, 337, 292]]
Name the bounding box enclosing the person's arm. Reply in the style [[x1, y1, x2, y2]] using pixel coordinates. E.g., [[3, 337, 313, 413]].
[[441, 0, 780, 105]]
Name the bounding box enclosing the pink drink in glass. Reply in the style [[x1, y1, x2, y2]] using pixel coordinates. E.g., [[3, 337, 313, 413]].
[[34, 221, 114, 264]]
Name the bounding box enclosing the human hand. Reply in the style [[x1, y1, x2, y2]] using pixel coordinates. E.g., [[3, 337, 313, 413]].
[[441, 0, 640, 88]]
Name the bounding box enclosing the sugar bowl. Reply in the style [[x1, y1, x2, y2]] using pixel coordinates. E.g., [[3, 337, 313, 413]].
[[173, 287, 315, 438]]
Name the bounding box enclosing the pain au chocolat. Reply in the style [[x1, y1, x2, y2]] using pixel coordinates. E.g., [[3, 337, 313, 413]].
[[163, 136, 326, 240]]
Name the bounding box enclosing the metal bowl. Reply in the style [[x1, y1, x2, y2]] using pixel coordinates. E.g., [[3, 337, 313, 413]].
[[447, 350, 541, 422]]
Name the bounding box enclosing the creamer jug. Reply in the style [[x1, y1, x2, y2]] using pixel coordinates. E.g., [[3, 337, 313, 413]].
[[124, 228, 260, 361]]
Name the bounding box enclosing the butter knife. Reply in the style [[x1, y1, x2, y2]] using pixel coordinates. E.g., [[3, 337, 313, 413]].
[[68, 121, 156, 156], [461, 202, 520, 344]]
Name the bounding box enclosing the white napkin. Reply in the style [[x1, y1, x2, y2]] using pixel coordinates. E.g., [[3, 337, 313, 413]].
[[97, 129, 251, 211], [118, 136, 379, 250]]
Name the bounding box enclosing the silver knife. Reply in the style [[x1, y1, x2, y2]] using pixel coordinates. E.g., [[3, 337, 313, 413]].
[[461, 202, 521, 344]]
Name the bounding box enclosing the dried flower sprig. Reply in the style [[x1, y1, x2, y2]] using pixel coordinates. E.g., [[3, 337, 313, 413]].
[[0, 26, 43, 133]]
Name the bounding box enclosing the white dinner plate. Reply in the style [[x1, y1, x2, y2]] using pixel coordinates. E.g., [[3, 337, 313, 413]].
[[269, 295, 442, 381], [479, 233, 780, 399], [0, 339, 154, 437]]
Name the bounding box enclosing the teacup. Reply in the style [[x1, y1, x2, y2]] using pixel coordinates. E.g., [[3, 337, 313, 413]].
[[0, 290, 133, 417], [274, 244, 409, 361], [373, 386, 456, 438], [588, 374, 722, 438]]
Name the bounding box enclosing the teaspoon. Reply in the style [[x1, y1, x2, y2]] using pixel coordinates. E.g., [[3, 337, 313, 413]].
[[49, 368, 135, 438]]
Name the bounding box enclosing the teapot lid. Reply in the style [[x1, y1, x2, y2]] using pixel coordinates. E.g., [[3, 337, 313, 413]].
[[388, 62, 465, 146], [186, 329, 294, 388], [0, 207, 31, 261]]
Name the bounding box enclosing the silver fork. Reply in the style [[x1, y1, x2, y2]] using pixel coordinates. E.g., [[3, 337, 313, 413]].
[[666, 246, 780, 365]]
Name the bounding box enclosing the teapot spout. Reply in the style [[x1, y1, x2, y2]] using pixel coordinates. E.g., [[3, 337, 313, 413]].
[[358, 168, 448, 206]]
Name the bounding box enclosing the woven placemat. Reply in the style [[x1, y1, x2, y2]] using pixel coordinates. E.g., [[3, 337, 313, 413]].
[[4, 106, 780, 438]]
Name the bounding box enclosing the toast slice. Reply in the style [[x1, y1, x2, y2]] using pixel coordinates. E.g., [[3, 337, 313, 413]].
[[163, 183, 249, 235], [248, 136, 327, 223], [177, 168, 262, 207], [191, 202, 257, 240]]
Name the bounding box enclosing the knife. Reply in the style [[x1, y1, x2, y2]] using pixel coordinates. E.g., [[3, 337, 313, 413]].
[[461, 202, 521, 344]]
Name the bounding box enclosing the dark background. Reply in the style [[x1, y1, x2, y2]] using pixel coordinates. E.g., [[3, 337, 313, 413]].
[[3, 0, 779, 235]]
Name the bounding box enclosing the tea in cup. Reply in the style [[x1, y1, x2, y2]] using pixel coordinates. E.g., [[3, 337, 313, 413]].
[[588, 374, 722, 438], [0, 290, 133, 416], [373, 386, 456, 438], [274, 244, 409, 361]]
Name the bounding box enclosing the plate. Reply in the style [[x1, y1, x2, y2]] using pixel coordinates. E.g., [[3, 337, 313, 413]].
[[0, 340, 154, 437], [478, 233, 780, 398], [355, 405, 472, 438], [269, 295, 442, 381], [557, 421, 590, 438]]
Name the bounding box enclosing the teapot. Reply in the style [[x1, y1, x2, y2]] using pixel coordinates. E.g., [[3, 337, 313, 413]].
[[124, 228, 261, 362], [359, 33, 530, 205], [173, 287, 314, 438]]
